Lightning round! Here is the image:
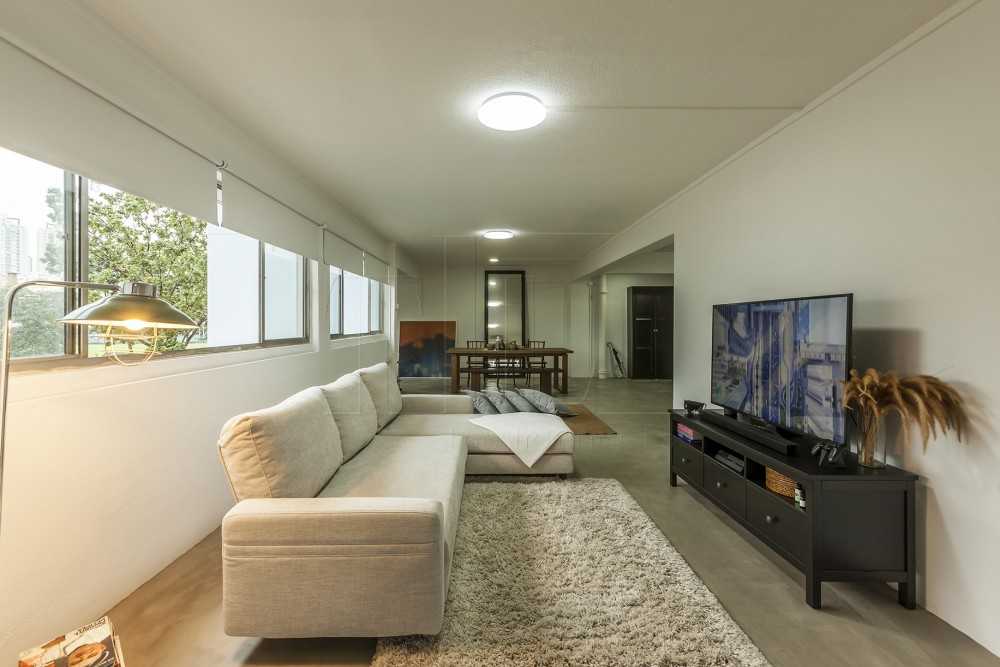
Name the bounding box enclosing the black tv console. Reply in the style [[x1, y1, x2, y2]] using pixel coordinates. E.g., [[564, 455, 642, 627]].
[[670, 409, 918, 609]]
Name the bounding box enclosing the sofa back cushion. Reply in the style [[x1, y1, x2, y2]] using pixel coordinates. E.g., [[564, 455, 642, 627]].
[[218, 386, 343, 501], [321, 372, 379, 460], [358, 362, 403, 429]]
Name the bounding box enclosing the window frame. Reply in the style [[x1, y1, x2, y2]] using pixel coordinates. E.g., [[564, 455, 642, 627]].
[[329, 266, 343, 339], [9, 169, 312, 370], [328, 268, 385, 340], [260, 241, 310, 346]]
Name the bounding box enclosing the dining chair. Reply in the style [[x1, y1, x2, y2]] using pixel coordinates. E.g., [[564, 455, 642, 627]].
[[465, 339, 489, 389], [525, 340, 547, 389]]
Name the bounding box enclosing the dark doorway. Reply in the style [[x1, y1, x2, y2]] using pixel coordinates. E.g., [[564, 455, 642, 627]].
[[627, 286, 673, 379]]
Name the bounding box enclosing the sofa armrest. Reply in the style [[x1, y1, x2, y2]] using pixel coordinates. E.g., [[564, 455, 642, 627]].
[[400, 393, 474, 415], [223, 496, 443, 548], [222, 497, 447, 637]]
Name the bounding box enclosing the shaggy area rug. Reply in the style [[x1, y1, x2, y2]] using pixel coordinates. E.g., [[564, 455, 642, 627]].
[[373, 479, 770, 667]]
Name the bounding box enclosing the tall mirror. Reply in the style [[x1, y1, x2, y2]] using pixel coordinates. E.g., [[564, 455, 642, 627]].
[[484, 270, 526, 345]]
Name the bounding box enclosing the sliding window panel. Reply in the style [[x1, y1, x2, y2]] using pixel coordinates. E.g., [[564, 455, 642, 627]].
[[87, 180, 210, 354], [342, 269, 369, 335], [0, 38, 217, 224], [369, 279, 381, 333], [0, 147, 72, 359], [206, 225, 259, 347], [263, 243, 306, 341]]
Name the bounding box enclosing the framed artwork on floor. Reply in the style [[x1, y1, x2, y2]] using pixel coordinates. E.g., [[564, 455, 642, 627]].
[[399, 320, 456, 378]]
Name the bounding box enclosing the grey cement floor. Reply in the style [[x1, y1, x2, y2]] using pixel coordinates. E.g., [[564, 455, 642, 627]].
[[108, 378, 999, 666]]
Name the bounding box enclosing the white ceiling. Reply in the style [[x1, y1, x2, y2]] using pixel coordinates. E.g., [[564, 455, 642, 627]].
[[80, 0, 953, 264]]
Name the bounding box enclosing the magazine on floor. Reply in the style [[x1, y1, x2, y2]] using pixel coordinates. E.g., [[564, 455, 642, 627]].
[[17, 616, 125, 667]]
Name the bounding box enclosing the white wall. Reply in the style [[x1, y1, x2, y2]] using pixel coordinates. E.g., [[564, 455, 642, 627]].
[[400, 243, 594, 378], [579, 1, 1000, 655]]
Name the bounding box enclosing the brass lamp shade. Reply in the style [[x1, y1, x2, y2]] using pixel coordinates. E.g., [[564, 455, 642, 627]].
[[59, 282, 197, 330]]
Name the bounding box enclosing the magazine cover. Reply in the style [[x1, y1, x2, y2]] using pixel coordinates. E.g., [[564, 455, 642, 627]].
[[17, 616, 123, 667]]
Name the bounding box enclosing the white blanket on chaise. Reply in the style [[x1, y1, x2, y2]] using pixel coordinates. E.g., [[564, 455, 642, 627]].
[[469, 413, 571, 467]]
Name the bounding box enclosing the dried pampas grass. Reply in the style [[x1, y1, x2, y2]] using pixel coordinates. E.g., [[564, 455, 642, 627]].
[[843, 369, 966, 465]]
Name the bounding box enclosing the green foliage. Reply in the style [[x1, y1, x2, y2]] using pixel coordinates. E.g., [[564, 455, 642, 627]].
[[87, 190, 208, 351]]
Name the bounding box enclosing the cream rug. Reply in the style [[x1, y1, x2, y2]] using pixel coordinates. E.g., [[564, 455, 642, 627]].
[[373, 479, 770, 667]]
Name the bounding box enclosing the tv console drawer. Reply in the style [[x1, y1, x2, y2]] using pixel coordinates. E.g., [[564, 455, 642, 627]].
[[703, 457, 746, 519], [747, 484, 808, 565], [671, 439, 702, 486]]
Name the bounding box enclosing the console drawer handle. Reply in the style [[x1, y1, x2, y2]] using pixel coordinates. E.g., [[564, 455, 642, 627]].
[[715, 481, 724, 489], [764, 514, 777, 524], [680, 457, 688, 464]]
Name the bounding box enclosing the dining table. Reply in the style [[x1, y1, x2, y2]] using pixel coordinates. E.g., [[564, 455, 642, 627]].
[[447, 347, 574, 394]]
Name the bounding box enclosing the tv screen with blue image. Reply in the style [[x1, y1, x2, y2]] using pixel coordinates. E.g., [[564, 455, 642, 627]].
[[711, 294, 852, 444]]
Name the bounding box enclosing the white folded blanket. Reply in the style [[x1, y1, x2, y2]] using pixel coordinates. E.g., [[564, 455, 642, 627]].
[[469, 413, 571, 467]]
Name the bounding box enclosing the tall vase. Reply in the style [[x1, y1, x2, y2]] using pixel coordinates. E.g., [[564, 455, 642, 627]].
[[858, 421, 886, 468]]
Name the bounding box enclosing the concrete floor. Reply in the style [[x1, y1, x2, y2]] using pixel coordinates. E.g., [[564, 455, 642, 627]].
[[108, 378, 999, 666]]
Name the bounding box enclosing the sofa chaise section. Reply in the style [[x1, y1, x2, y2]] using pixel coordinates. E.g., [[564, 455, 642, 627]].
[[387, 393, 575, 475]]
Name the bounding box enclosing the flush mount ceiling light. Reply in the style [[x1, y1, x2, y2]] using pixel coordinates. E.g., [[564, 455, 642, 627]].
[[482, 229, 515, 240], [478, 93, 546, 131], [488, 257, 500, 263]]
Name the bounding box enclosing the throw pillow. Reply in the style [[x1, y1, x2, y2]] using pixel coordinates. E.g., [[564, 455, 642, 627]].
[[483, 389, 518, 413], [516, 388, 559, 414], [504, 389, 539, 412], [463, 390, 499, 414]]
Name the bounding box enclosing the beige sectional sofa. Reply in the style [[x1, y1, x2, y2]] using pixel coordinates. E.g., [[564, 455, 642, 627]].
[[217, 362, 574, 638]]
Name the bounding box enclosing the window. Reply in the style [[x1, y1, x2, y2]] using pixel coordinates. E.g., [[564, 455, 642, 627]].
[[328, 265, 384, 338], [87, 181, 210, 355], [0, 148, 72, 359], [369, 279, 381, 333], [263, 243, 305, 341], [0, 144, 311, 365], [329, 266, 342, 336], [342, 269, 368, 335]]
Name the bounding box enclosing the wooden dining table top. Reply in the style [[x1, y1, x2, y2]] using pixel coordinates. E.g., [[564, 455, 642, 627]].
[[447, 347, 573, 355]]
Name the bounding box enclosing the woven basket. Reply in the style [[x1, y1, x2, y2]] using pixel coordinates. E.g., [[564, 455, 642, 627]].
[[765, 467, 796, 499]]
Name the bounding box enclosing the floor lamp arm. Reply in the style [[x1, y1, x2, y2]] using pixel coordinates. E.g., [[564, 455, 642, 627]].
[[0, 279, 118, 534]]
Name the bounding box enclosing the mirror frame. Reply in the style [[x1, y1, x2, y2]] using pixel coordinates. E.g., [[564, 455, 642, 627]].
[[484, 270, 527, 343]]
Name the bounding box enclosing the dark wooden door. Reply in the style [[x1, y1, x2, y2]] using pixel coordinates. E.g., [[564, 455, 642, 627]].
[[627, 286, 673, 379]]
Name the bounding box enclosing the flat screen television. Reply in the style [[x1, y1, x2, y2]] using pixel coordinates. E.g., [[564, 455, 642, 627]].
[[710, 294, 852, 444]]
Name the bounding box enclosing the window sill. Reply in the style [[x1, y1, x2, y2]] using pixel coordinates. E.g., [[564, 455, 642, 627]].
[[329, 332, 387, 350]]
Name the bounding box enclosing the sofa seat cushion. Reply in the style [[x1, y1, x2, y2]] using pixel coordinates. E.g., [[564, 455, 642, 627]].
[[218, 386, 343, 501], [358, 362, 403, 429], [321, 372, 378, 461], [379, 414, 574, 455], [319, 434, 467, 563]]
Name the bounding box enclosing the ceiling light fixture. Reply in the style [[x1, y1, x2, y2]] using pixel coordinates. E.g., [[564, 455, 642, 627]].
[[482, 229, 515, 240], [488, 257, 499, 263], [478, 93, 546, 131]]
